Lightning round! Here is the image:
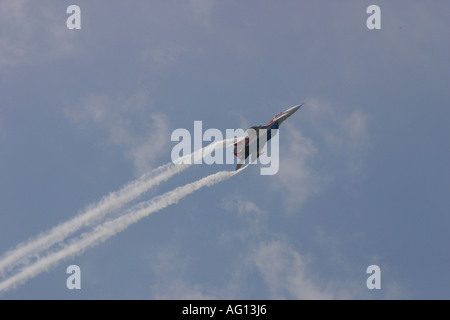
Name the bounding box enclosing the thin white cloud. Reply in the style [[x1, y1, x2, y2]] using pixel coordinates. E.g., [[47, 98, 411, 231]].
[[140, 0, 215, 73], [247, 240, 354, 299], [150, 244, 217, 299], [220, 197, 339, 299], [271, 98, 370, 210], [304, 97, 370, 152], [220, 195, 267, 242], [342, 109, 369, 149], [273, 123, 324, 211], [249, 239, 405, 299], [0, 1, 79, 69], [187, 0, 215, 31], [219, 196, 404, 300], [248, 240, 330, 299], [128, 113, 171, 174], [65, 91, 170, 175], [221, 194, 265, 217], [141, 43, 187, 73]]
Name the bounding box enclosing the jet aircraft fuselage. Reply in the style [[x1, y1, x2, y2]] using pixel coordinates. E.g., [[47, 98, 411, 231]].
[[234, 104, 302, 170]]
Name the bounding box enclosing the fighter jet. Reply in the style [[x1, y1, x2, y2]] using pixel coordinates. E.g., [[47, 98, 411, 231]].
[[234, 104, 303, 170]]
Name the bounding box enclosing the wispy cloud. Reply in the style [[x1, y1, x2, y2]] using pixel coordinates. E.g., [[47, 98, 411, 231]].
[[219, 195, 268, 245], [248, 240, 348, 299], [65, 91, 169, 175], [150, 244, 218, 299], [304, 97, 370, 153], [221, 194, 265, 217], [0, 1, 80, 70], [221, 196, 350, 299], [141, 43, 187, 73], [187, 0, 216, 31], [272, 123, 324, 211], [270, 98, 370, 210], [342, 109, 370, 149]]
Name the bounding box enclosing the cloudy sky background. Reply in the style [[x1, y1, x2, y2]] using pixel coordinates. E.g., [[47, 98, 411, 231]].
[[0, 0, 448, 299]]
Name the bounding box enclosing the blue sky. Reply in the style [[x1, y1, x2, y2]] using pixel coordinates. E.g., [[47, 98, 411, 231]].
[[0, 0, 449, 299]]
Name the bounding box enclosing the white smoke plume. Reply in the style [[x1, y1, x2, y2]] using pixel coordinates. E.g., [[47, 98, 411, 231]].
[[0, 167, 244, 293], [0, 138, 235, 281]]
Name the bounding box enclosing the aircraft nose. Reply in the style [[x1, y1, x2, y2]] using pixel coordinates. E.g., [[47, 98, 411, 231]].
[[290, 104, 302, 113]]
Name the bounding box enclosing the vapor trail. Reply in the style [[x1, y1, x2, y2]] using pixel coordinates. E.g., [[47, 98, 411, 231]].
[[0, 167, 244, 293], [0, 138, 235, 277]]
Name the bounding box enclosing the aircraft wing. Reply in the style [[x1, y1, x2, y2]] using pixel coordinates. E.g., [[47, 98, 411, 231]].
[[235, 126, 268, 165]]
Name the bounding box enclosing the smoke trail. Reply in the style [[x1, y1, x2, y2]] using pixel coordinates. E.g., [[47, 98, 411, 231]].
[[0, 138, 235, 277], [0, 163, 187, 277], [0, 167, 245, 293]]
